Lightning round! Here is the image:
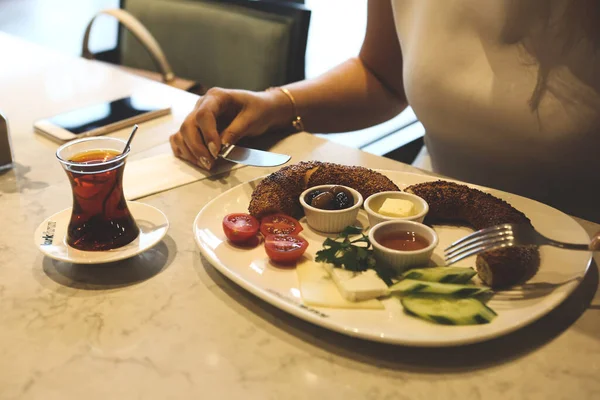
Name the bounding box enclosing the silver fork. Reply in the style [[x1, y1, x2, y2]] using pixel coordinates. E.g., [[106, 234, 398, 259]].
[[444, 223, 600, 265]]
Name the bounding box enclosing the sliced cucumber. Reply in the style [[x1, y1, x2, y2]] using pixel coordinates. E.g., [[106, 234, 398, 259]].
[[400, 295, 497, 325], [389, 279, 491, 297], [401, 266, 477, 284]]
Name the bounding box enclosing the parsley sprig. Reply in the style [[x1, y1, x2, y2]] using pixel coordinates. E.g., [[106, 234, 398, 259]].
[[315, 226, 395, 285]]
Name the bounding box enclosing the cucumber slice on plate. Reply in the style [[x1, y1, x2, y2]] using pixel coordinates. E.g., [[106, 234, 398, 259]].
[[389, 279, 491, 297], [400, 295, 497, 325], [401, 266, 477, 284]]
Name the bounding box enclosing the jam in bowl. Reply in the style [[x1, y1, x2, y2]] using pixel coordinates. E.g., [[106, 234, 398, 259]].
[[369, 220, 438, 273], [376, 230, 430, 251]]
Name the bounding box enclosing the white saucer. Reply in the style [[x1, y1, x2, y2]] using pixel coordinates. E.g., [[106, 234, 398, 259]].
[[34, 201, 169, 264]]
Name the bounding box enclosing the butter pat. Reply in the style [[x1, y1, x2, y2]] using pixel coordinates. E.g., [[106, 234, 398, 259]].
[[323, 264, 389, 302], [377, 198, 415, 217]]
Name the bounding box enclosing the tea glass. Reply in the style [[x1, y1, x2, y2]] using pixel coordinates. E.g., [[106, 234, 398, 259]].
[[56, 137, 139, 251]]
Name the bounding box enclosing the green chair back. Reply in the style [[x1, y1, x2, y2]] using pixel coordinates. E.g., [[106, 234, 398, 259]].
[[120, 0, 310, 91]]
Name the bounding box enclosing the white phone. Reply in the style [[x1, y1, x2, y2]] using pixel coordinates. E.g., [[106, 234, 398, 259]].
[[34, 95, 171, 142]]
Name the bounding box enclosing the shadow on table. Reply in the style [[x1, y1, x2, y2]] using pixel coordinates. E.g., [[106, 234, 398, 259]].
[[39, 235, 176, 290], [201, 255, 599, 373], [0, 162, 48, 194]]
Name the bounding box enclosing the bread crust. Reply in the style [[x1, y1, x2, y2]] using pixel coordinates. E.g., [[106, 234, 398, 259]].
[[405, 180, 540, 288], [248, 161, 400, 219]]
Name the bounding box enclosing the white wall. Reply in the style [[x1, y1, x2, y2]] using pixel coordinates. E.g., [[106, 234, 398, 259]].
[[304, 0, 367, 78], [0, 0, 120, 55]]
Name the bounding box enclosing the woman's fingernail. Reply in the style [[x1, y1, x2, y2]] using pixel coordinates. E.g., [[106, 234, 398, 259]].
[[199, 156, 211, 169], [208, 142, 220, 159]]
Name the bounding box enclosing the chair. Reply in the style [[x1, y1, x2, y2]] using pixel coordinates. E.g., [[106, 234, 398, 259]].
[[94, 0, 311, 92]]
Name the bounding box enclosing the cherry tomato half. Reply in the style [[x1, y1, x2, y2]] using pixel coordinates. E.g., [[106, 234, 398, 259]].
[[264, 234, 309, 264], [222, 213, 260, 244], [259, 214, 303, 237]]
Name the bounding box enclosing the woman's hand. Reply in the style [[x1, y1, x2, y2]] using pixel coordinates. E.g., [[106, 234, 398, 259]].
[[170, 87, 292, 170]]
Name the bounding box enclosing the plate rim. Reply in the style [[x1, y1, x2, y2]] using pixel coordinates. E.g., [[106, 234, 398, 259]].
[[35, 201, 169, 264], [193, 170, 592, 347]]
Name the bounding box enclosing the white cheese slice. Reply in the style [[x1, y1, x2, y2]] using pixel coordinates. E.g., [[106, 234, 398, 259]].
[[378, 198, 415, 217], [323, 264, 389, 302], [296, 260, 384, 309]]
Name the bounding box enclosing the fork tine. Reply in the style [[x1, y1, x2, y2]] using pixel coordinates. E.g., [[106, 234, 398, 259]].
[[445, 240, 514, 265], [444, 224, 513, 251], [445, 231, 514, 258]]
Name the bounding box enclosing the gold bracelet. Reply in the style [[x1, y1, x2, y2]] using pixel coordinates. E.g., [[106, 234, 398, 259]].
[[269, 87, 305, 132]]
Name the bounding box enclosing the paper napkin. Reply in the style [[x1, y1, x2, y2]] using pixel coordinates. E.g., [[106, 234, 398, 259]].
[[124, 153, 235, 200]]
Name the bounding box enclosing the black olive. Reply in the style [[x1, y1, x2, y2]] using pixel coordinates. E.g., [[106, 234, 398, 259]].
[[304, 190, 323, 205], [311, 192, 335, 209], [331, 186, 353, 199], [334, 191, 353, 209]]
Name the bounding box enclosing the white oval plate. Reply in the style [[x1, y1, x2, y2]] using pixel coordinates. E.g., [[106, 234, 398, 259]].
[[193, 170, 591, 347], [35, 201, 169, 264]]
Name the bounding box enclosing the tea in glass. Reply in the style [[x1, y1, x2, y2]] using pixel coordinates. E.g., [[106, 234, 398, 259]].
[[56, 137, 139, 251]]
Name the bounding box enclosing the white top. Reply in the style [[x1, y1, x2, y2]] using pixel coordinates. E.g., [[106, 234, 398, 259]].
[[392, 0, 600, 221]]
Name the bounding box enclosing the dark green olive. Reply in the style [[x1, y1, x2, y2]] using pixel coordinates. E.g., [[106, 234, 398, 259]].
[[311, 191, 335, 209]]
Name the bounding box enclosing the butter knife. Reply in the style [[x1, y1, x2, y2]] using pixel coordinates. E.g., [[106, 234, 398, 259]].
[[218, 144, 291, 167]]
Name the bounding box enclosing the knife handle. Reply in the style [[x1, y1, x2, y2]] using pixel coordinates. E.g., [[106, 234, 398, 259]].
[[219, 143, 234, 158]]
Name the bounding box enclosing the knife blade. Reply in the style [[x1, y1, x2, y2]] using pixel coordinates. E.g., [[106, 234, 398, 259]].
[[218, 144, 291, 167]]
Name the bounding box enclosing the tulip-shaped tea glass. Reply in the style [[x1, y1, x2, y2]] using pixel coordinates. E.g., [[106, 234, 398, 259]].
[[56, 137, 139, 251]]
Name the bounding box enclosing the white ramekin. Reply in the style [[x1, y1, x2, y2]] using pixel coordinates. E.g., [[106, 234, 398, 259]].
[[369, 220, 438, 274], [364, 191, 429, 227], [299, 185, 363, 233]]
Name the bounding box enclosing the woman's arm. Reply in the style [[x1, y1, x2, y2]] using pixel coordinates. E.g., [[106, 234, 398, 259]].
[[172, 0, 408, 169], [282, 0, 408, 133]]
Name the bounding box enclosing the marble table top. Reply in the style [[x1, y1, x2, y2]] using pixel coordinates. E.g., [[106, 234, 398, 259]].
[[0, 33, 599, 400]]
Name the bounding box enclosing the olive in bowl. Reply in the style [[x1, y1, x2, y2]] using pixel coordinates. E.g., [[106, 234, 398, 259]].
[[304, 185, 355, 210], [299, 185, 363, 233]]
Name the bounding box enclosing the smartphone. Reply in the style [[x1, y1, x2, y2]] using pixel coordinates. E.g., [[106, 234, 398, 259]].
[[34, 95, 171, 142]]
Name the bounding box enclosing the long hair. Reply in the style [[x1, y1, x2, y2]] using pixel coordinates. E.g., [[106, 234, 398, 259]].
[[503, 0, 600, 110]]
